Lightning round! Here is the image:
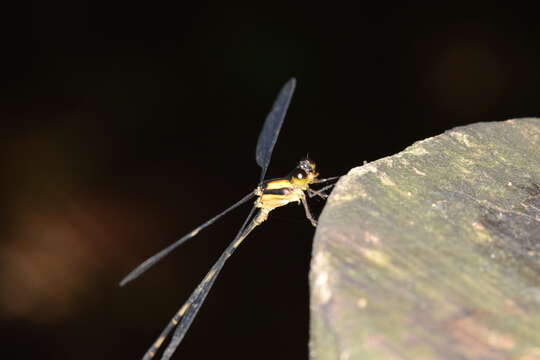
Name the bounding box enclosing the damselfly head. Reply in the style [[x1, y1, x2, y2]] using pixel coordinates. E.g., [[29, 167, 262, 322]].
[[290, 158, 319, 187]]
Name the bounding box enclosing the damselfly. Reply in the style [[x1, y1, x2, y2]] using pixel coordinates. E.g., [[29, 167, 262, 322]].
[[120, 78, 338, 360]]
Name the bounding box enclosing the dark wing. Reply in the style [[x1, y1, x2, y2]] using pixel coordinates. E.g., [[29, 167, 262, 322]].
[[119, 191, 256, 286], [141, 206, 260, 360], [255, 78, 296, 183]]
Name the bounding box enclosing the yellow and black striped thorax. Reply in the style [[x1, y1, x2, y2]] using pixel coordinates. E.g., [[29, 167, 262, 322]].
[[258, 158, 319, 197]]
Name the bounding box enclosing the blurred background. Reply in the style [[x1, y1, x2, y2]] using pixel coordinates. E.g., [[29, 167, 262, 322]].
[[2, 3, 540, 359]]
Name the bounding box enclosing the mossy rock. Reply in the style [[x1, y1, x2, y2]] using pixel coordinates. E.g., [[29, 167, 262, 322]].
[[310, 118, 540, 360]]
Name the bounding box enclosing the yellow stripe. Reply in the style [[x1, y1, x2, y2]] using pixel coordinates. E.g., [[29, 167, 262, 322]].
[[265, 179, 292, 190], [154, 336, 166, 348]]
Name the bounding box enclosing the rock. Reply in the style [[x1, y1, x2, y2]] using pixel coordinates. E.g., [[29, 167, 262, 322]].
[[310, 118, 540, 360]]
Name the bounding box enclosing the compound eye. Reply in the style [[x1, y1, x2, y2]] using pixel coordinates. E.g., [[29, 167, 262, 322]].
[[295, 169, 308, 180]]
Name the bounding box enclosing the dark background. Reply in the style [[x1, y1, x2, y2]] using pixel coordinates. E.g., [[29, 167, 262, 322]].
[[2, 3, 540, 359]]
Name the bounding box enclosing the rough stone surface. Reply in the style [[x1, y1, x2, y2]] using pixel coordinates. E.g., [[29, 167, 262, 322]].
[[310, 118, 540, 360]]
